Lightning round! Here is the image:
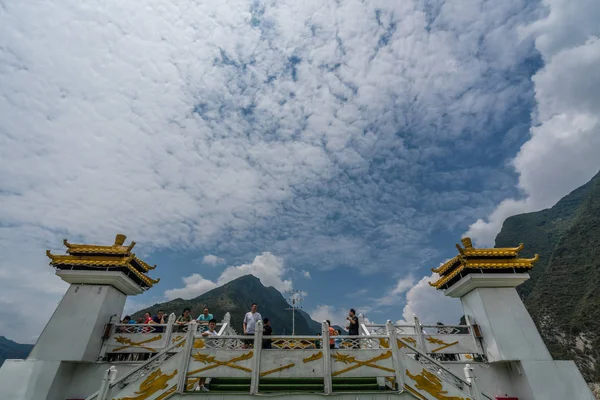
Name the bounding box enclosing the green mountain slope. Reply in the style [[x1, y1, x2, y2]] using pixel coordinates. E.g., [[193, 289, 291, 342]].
[[133, 275, 321, 335], [495, 169, 600, 381], [0, 336, 32, 366]]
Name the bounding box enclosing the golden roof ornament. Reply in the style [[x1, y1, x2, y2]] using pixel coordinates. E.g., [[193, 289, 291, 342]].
[[47, 234, 159, 290], [430, 237, 538, 290]]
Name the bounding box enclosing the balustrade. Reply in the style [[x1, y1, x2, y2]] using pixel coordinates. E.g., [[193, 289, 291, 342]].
[[90, 318, 488, 400]]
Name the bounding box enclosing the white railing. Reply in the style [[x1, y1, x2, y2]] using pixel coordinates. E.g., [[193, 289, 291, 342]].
[[91, 319, 490, 400], [359, 313, 485, 360], [100, 312, 232, 359]]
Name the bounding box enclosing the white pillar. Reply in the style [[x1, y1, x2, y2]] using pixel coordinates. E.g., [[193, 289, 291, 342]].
[[386, 320, 404, 392], [447, 274, 551, 361], [29, 284, 127, 362], [413, 316, 427, 353], [177, 321, 197, 394], [321, 321, 333, 395], [250, 320, 263, 395]]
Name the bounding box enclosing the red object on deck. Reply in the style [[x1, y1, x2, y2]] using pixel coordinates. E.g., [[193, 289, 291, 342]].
[[495, 397, 518, 400]]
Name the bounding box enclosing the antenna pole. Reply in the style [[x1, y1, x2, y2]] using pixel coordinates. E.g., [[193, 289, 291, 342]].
[[285, 289, 303, 336]]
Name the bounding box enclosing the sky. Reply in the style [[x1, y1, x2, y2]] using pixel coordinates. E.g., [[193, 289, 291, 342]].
[[1, 0, 599, 343]]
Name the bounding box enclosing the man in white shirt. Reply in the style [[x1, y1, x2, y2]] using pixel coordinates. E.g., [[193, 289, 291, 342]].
[[196, 319, 218, 392], [242, 303, 262, 348]]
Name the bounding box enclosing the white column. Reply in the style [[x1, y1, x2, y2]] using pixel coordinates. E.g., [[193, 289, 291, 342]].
[[386, 320, 404, 392], [413, 316, 427, 353], [463, 364, 483, 400], [321, 321, 333, 395], [177, 321, 197, 394], [164, 313, 176, 347], [250, 320, 263, 395], [97, 366, 117, 400]]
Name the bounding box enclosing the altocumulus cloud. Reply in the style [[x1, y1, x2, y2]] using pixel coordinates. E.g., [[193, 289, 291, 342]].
[[0, 0, 582, 341]]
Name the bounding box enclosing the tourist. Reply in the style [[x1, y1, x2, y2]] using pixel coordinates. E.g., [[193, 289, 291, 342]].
[[242, 303, 262, 348], [262, 317, 273, 349], [152, 310, 167, 332], [195, 319, 218, 392], [346, 309, 359, 348], [335, 329, 342, 349], [176, 308, 193, 325], [197, 307, 214, 323], [327, 320, 336, 349], [152, 310, 167, 324]]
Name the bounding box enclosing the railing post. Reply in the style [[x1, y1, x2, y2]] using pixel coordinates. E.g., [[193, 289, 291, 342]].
[[413, 316, 427, 353], [386, 320, 405, 392], [177, 321, 197, 394], [165, 313, 176, 348], [250, 320, 263, 395], [464, 364, 483, 400], [97, 365, 117, 400], [321, 321, 333, 395], [223, 312, 231, 325]]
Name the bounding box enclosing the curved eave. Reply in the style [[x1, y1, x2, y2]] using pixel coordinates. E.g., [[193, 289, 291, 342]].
[[429, 265, 465, 289], [46, 251, 158, 288], [463, 254, 539, 268], [132, 256, 157, 271], [431, 256, 461, 274]]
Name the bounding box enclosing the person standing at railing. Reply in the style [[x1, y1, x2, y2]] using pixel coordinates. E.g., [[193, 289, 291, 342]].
[[346, 309, 359, 348], [262, 318, 273, 349], [152, 310, 167, 332], [196, 307, 214, 333], [242, 302, 262, 349], [326, 320, 337, 349], [197, 307, 214, 323]]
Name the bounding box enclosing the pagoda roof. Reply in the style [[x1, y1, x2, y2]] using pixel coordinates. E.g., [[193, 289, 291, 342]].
[[430, 237, 538, 290], [47, 234, 159, 290]]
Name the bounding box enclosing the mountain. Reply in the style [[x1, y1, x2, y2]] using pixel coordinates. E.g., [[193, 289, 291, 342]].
[[0, 336, 32, 367], [133, 275, 323, 335], [495, 169, 600, 381]]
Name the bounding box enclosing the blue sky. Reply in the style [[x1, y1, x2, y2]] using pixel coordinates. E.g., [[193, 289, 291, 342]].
[[1, 0, 600, 341]]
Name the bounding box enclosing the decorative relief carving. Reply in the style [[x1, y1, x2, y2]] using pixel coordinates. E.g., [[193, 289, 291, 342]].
[[187, 351, 253, 376], [115, 368, 178, 400], [303, 351, 323, 363], [113, 335, 162, 352], [260, 363, 295, 377], [426, 337, 459, 353], [397, 337, 417, 348], [406, 368, 470, 400], [331, 351, 395, 376]]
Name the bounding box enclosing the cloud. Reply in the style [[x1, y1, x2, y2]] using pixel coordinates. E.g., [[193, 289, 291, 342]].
[[302, 270, 311, 279], [372, 276, 415, 306], [399, 273, 462, 325], [0, 0, 576, 340], [165, 252, 291, 300], [164, 274, 218, 300], [202, 255, 225, 266], [217, 252, 292, 292], [310, 305, 346, 328], [467, 0, 600, 245]]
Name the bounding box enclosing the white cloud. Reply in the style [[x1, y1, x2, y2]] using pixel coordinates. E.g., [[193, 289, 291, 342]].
[[217, 252, 292, 292], [373, 276, 415, 306], [467, 0, 600, 245], [310, 305, 346, 328], [164, 274, 218, 300], [302, 270, 311, 279], [0, 0, 584, 341], [202, 254, 225, 266], [165, 252, 292, 300], [400, 273, 462, 325]]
